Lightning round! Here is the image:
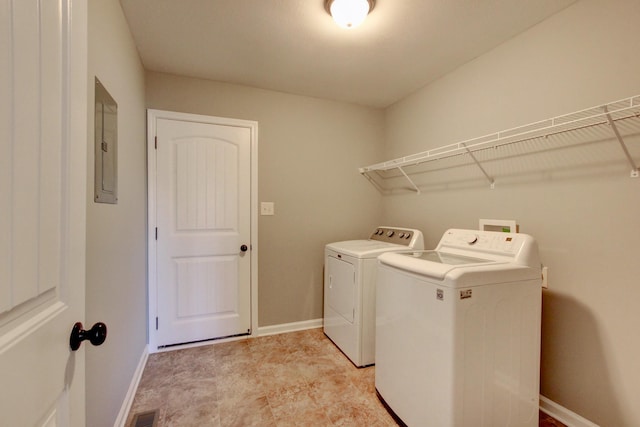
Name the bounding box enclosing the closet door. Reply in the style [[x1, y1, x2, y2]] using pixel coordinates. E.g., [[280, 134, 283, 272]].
[[150, 112, 255, 348]]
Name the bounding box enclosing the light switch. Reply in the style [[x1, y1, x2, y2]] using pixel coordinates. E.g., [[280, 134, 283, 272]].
[[261, 202, 275, 215]]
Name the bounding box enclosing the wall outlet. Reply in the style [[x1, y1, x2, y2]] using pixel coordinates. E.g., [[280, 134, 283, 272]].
[[261, 202, 275, 216], [541, 266, 549, 289]]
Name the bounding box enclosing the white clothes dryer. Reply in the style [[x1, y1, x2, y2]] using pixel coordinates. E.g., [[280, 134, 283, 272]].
[[375, 229, 542, 427], [324, 226, 424, 367]]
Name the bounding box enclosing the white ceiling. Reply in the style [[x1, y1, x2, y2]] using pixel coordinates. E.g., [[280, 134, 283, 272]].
[[119, 0, 577, 108]]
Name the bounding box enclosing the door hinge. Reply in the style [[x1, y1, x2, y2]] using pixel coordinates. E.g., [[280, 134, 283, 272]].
[[154, 136, 157, 149], [155, 227, 158, 240], [155, 317, 158, 330]]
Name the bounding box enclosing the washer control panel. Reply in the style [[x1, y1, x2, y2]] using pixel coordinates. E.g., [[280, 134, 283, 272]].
[[439, 229, 522, 255], [370, 227, 422, 247]]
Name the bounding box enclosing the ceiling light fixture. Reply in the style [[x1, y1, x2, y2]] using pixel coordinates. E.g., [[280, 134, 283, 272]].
[[325, 0, 375, 29]]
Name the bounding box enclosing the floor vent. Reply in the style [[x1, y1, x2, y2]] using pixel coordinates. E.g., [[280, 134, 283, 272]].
[[130, 410, 159, 427]]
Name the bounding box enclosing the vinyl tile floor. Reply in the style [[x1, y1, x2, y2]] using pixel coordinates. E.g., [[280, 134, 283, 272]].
[[127, 328, 566, 427]]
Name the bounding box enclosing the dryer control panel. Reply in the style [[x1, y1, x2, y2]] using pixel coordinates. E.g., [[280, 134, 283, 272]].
[[370, 227, 423, 247]]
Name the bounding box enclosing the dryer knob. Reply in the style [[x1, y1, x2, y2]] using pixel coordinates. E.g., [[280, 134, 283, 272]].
[[387, 231, 395, 237], [467, 235, 479, 245]]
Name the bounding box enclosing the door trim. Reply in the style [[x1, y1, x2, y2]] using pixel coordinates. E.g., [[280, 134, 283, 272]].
[[146, 109, 258, 351]]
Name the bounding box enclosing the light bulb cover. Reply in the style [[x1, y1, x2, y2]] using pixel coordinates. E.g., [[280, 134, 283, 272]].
[[325, 0, 375, 29]]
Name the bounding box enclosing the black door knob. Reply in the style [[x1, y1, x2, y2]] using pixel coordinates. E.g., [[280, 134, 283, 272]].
[[240, 245, 248, 252], [70, 322, 107, 351]]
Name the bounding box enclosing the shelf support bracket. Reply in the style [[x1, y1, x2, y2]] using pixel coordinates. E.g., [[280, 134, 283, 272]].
[[361, 171, 387, 194], [397, 166, 421, 194], [603, 106, 639, 178], [461, 143, 495, 188]]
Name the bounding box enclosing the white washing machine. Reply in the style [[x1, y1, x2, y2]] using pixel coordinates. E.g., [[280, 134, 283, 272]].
[[324, 226, 424, 367], [375, 229, 542, 427]]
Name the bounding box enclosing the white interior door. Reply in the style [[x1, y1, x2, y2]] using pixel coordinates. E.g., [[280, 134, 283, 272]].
[[0, 0, 87, 425], [151, 112, 255, 348]]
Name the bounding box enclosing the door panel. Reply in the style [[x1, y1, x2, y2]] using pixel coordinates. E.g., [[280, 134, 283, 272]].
[[0, 0, 87, 425], [175, 256, 238, 317], [3, 0, 63, 310], [327, 256, 356, 323], [155, 117, 252, 347], [174, 137, 238, 230]]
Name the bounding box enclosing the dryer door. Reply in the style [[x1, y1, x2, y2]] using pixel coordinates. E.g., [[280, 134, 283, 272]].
[[326, 255, 356, 323]]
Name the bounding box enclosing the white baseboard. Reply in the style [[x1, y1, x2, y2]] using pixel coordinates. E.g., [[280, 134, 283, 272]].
[[256, 318, 323, 337], [114, 345, 149, 427], [540, 395, 600, 427]]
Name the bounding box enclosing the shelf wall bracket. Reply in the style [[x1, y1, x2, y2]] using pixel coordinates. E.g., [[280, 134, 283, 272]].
[[603, 106, 639, 178], [461, 143, 496, 188], [397, 166, 421, 194]]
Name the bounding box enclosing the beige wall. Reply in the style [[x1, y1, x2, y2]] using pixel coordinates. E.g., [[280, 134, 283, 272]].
[[86, 1, 147, 426], [146, 72, 384, 326], [382, 0, 640, 425]]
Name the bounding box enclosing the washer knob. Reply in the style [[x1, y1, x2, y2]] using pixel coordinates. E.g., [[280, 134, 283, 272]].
[[398, 232, 405, 238], [467, 235, 479, 245], [387, 230, 395, 237]]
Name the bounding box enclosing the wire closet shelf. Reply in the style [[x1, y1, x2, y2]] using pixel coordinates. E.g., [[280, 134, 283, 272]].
[[359, 95, 640, 193]]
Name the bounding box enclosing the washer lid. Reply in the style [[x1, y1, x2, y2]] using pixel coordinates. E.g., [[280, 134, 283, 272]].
[[416, 251, 492, 266], [326, 239, 406, 258], [379, 250, 496, 280], [378, 250, 539, 287]]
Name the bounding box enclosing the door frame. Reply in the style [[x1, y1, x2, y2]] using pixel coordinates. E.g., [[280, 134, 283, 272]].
[[146, 109, 258, 351]]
